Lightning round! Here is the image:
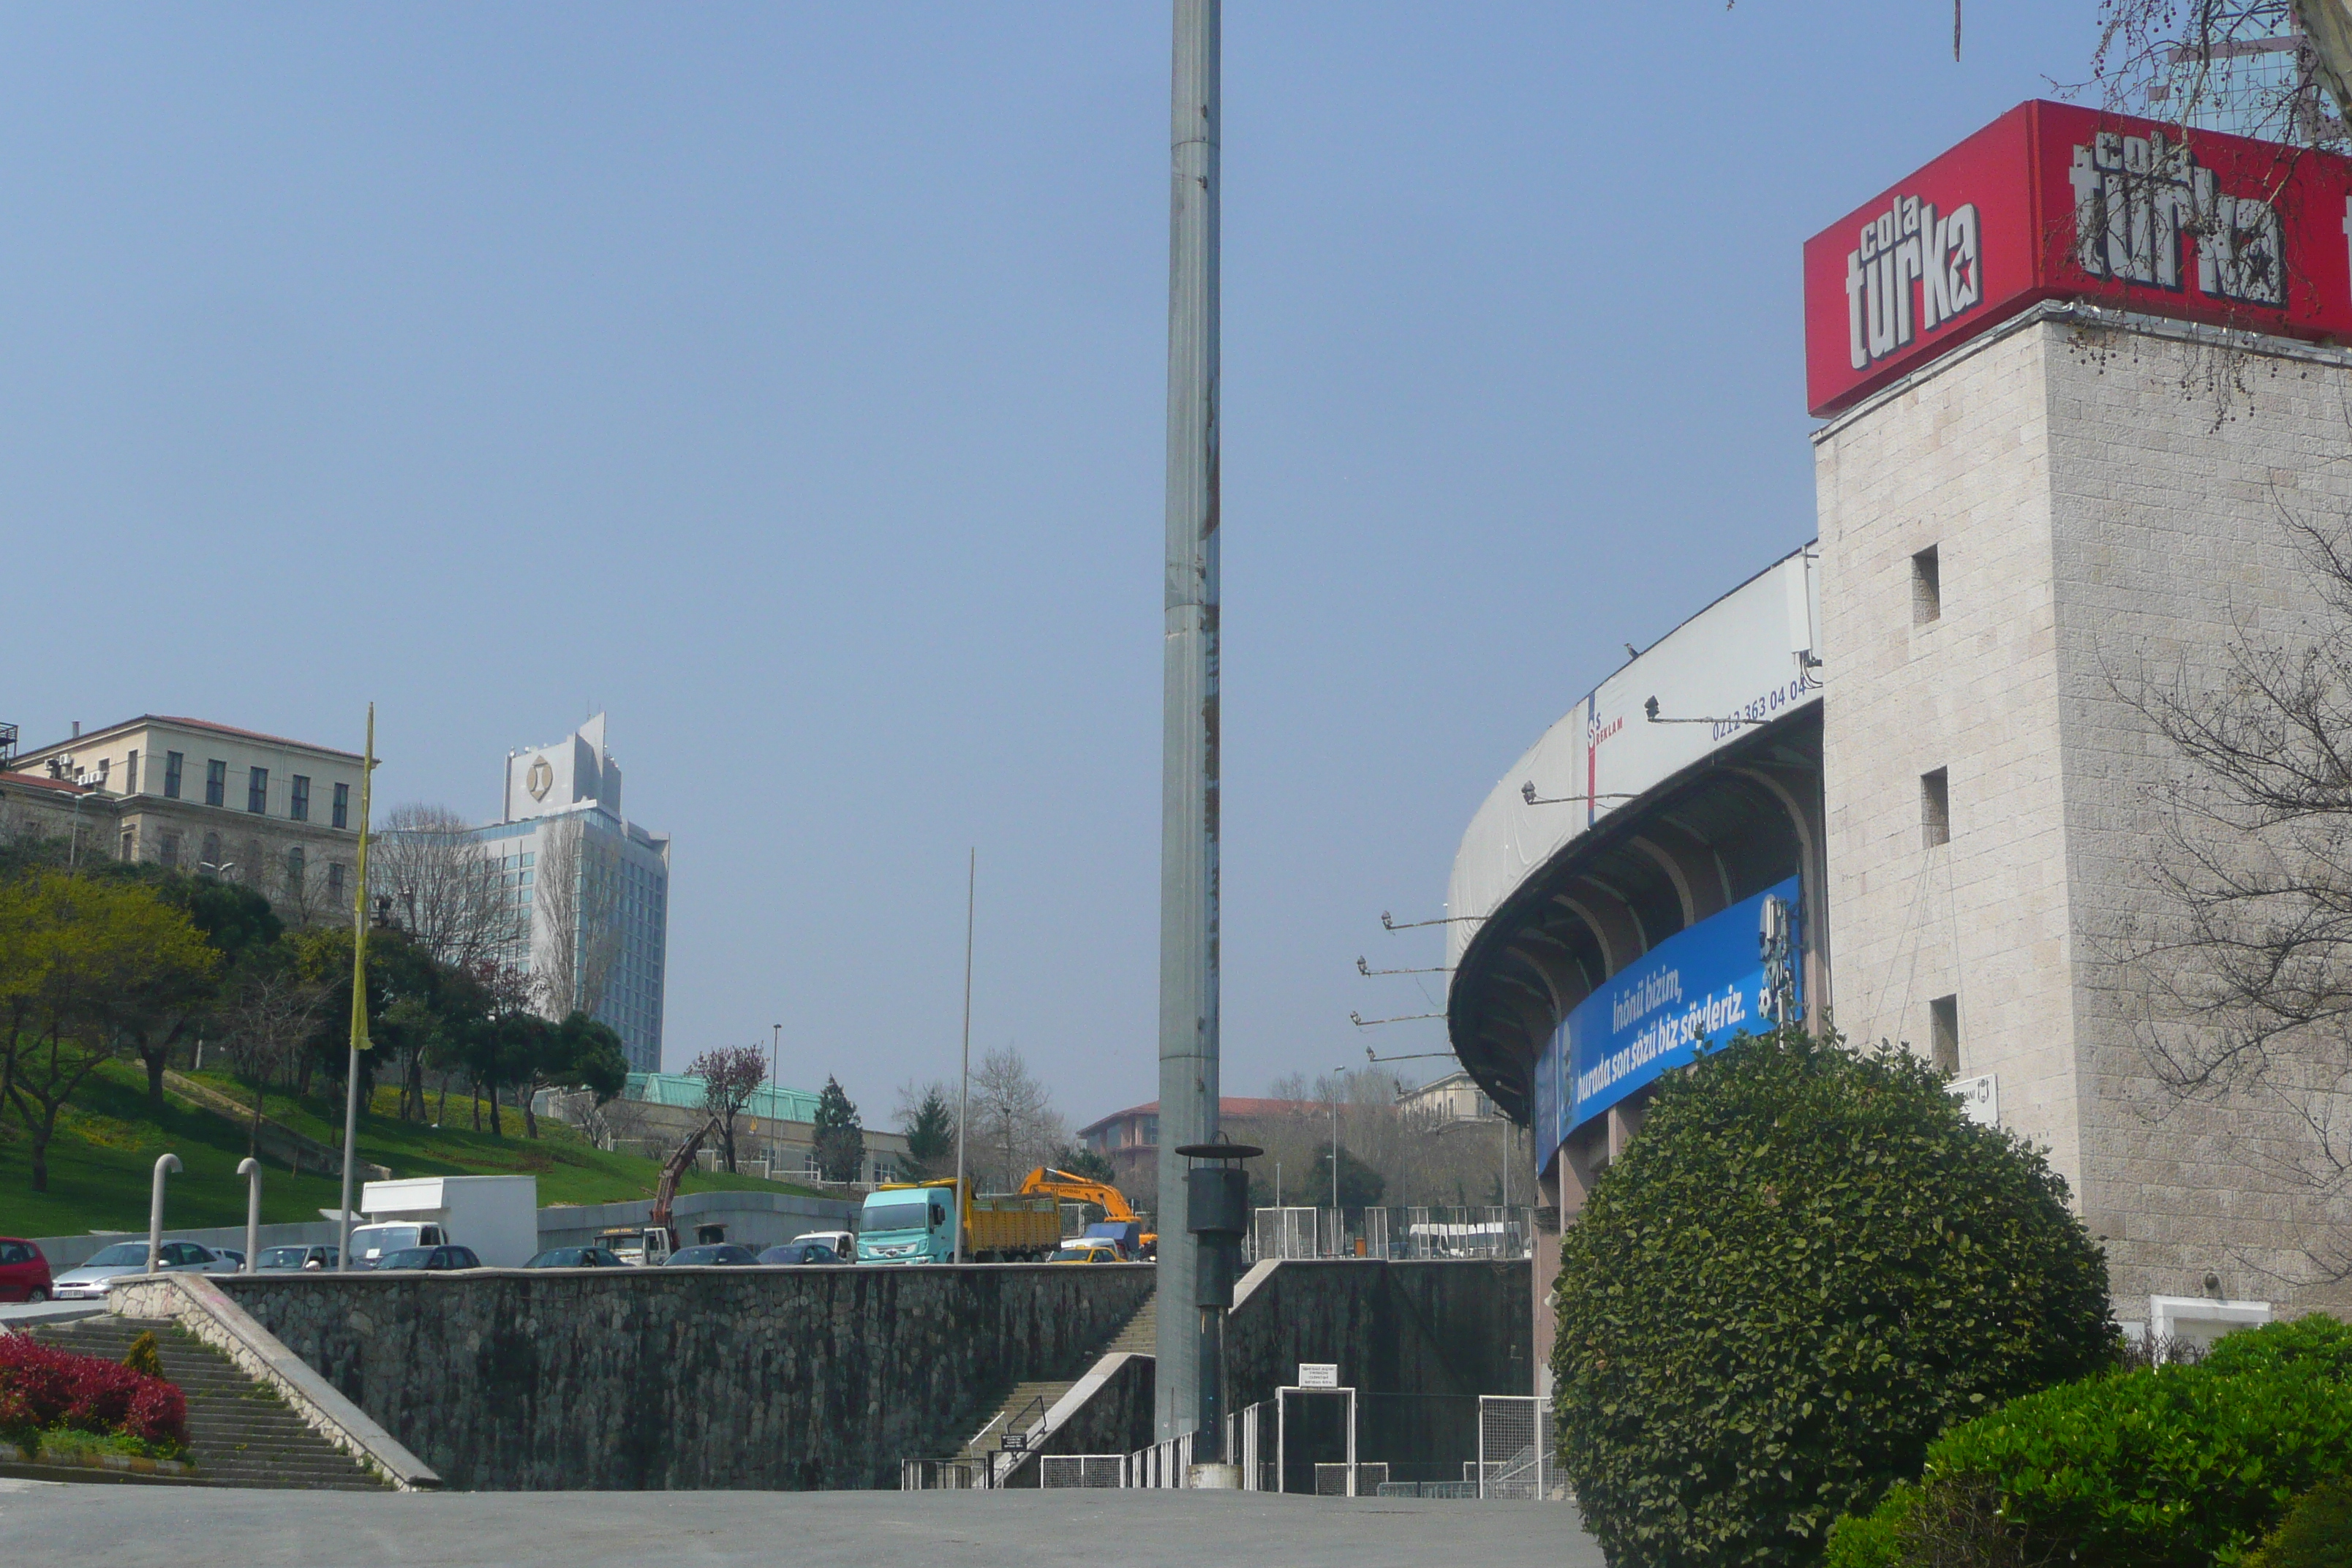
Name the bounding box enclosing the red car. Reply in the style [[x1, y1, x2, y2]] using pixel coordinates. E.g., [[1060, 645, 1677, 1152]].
[[0, 1237, 53, 1303]]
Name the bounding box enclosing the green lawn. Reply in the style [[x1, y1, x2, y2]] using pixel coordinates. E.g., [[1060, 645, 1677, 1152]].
[[0, 1060, 823, 1239]]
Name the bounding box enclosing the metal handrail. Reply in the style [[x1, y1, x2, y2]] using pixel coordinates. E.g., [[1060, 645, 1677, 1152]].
[[998, 1393, 1049, 1452]]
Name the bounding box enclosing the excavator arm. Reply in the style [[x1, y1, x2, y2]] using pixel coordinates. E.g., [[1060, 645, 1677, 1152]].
[[649, 1115, 725, 1243], [1016, 1166, 1139, 1222]]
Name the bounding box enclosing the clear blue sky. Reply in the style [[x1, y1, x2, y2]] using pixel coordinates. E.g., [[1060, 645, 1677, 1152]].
[[4, 4, 2096, 1128]]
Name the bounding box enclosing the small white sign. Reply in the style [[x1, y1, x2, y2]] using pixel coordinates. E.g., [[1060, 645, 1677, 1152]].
[[1950, 1074, 1998, 1128], [1298, 1363, 1339, 1389]]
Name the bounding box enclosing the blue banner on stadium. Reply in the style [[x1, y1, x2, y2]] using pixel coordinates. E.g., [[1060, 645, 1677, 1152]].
[[1532, 877, 1801, 1169]]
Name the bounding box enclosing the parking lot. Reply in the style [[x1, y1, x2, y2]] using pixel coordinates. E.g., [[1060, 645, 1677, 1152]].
[[0, 1478, 1602, 1568]]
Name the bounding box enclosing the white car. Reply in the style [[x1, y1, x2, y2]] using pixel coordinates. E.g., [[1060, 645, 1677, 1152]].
[[50, 1240, 237, 1300], [791, 1229, 856, 1258]]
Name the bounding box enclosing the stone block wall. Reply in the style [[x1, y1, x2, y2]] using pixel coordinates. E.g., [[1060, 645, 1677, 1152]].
[[1815, 306, 2352, 1321], [217, 1263, 1153, 1490]]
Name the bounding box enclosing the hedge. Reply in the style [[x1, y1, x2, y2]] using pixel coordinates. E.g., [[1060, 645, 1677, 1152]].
[[1825, 1317, 2352, 1568], [0, 1331, 188, 1455], [1552, 1029, 2118, 1568]]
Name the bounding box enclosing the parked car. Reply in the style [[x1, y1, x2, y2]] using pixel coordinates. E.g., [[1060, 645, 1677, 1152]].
[[523, 1246, 627, 1268], [255, 1244, 339, 1272], [755, 1241, 846, 1266], [50, 1240, 236, 1300], [788, 1229, 856, 1257], [1047, 1240, 1123, 1264], [663, 1243, 760, 1267], [370, 1245, 483, 1272], [0, 1238, 54, 1303]]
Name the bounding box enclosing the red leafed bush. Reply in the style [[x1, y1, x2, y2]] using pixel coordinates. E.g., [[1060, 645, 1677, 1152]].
[[0, 1331, 188, 1450]]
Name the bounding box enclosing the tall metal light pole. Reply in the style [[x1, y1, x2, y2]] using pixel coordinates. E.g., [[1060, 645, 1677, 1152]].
[[954, 848, 975, 1265], [1155, 0, 1221, 1447], [336, 704, 377, 1273]]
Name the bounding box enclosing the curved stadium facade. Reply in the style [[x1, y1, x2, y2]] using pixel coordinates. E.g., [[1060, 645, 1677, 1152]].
[[1452, 100, 2352, 1387]]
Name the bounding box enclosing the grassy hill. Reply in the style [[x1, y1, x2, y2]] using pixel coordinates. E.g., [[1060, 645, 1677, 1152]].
[[0, 1059, 826, 1240]]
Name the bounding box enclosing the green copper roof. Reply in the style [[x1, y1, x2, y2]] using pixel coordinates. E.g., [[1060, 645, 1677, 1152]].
[[624, 1071, 821, 1124]]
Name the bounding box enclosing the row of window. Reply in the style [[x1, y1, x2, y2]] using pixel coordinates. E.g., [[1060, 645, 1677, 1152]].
[[132, 747, 350, 826], [149, 829, 348, 900]]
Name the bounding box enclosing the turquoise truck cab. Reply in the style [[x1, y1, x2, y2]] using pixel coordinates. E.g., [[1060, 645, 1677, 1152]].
[[857, 1186, 954, 1264]]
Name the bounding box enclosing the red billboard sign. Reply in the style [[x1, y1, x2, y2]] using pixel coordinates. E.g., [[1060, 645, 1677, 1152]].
[[1803, 99, 2352, 417]]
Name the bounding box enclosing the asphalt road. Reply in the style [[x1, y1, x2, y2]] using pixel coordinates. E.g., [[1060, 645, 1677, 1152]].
[[0, 1478, 1605, 1567]]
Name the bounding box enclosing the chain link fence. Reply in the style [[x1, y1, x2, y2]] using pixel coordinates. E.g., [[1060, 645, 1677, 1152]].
[[1040, 1455, 1126, 1488], [1477, 1395, 1564, 1500], [899, 1458, 983, 1490]]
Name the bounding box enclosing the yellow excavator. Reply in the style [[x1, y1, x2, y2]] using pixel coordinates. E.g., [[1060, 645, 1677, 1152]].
[[1017, 1166, 1156, 1259]]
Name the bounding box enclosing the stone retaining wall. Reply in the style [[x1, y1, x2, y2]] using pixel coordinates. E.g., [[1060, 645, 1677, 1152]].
[[217, 1263, 1153, 1490]]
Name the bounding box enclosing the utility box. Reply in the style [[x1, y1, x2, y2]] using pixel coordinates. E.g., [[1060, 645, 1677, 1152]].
[[361, 1175, 538, 1267]]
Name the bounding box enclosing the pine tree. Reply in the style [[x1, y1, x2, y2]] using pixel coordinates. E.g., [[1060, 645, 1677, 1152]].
[[813, 1076, 865, 1184], [900, 1084, 955, 1179]]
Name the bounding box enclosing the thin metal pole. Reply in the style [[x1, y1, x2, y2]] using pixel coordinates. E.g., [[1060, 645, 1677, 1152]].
[[954, 848, 974, 1264], [337, 704, 375, 1273], [1331, 1079, 1341, 1251], [146, 1153, 181, 1274], [1156, 0, 1220, 1447], [238, 1157, 262, 1273]]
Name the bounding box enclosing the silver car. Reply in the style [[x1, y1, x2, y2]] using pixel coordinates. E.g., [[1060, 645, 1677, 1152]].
[[50, 1240, 237, 1300], [254, 1244, 339, 1272]]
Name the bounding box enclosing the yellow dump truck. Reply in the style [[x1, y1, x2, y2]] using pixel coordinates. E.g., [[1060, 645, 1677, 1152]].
[[856, 1177, 1059, 1263]]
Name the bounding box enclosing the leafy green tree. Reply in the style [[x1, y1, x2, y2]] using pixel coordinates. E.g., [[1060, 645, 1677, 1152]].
[[1553, 1028, 2118, 1568], [897, 1081, 955, 1179], [0, 875, 218, 1191], [155, 872, 282, 970], [1311, 1142, 1384, 1208], [514, 1012, 628, 1139], [813, 1076, 864, 1183], [1052, 1144, 1120, 1187]]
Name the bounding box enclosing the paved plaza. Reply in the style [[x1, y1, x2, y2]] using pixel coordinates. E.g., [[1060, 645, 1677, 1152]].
[[0, 1478, 1601, 1567]]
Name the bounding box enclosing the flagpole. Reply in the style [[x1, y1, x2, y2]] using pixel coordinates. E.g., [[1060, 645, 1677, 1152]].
[[953, 848, 974, 1264], [336, 704, 376, 1272]]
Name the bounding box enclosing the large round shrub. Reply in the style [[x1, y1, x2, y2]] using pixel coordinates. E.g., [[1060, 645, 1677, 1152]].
[[1552, 1029, 2118, 1568]]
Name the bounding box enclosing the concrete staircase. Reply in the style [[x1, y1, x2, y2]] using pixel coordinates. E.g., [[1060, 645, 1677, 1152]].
[[29, 1316, 387, 1490], [956, 1288, 1156, 1465]]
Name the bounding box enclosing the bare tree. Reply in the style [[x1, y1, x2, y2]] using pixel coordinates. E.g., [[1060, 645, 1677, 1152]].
[[2087, 2, 2349, 148], [582, 1087, 652, 1153], [533, 815, 622, 1020], [2116, 514, 2352, 1283], [222, 965, 328, 1163], [372, 804, 506, 968], [1246, 1068, 1523, 1211], [690, 1044, 768, 1175], [965, 1046, 1066, 1192]]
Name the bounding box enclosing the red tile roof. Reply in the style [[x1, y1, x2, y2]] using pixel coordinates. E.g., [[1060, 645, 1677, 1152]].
[[21, 715, 363, 762], [0, 769, 99, 796], [1077, 1098, 1323, 1139]]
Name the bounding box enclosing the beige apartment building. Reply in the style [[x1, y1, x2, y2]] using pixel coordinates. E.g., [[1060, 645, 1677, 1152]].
[[11, 715, 366, 922]]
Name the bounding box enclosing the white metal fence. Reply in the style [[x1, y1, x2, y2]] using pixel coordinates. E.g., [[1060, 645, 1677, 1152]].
[[1123, 1431, 1196, 1488], [1477, 1395, 1561, 1500], [900, 1458, 982, 1490], [1316, 1461, 1388, 1496], [1253, 1207, 1319, 1261], [1040, 1455, 1126, 1488], [1248, 1205, 1535, 1262]]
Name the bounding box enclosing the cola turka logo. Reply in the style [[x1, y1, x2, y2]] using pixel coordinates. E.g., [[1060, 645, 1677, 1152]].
[[1844, 195, 1983, 372], [2068, 129, 2283, 307]]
